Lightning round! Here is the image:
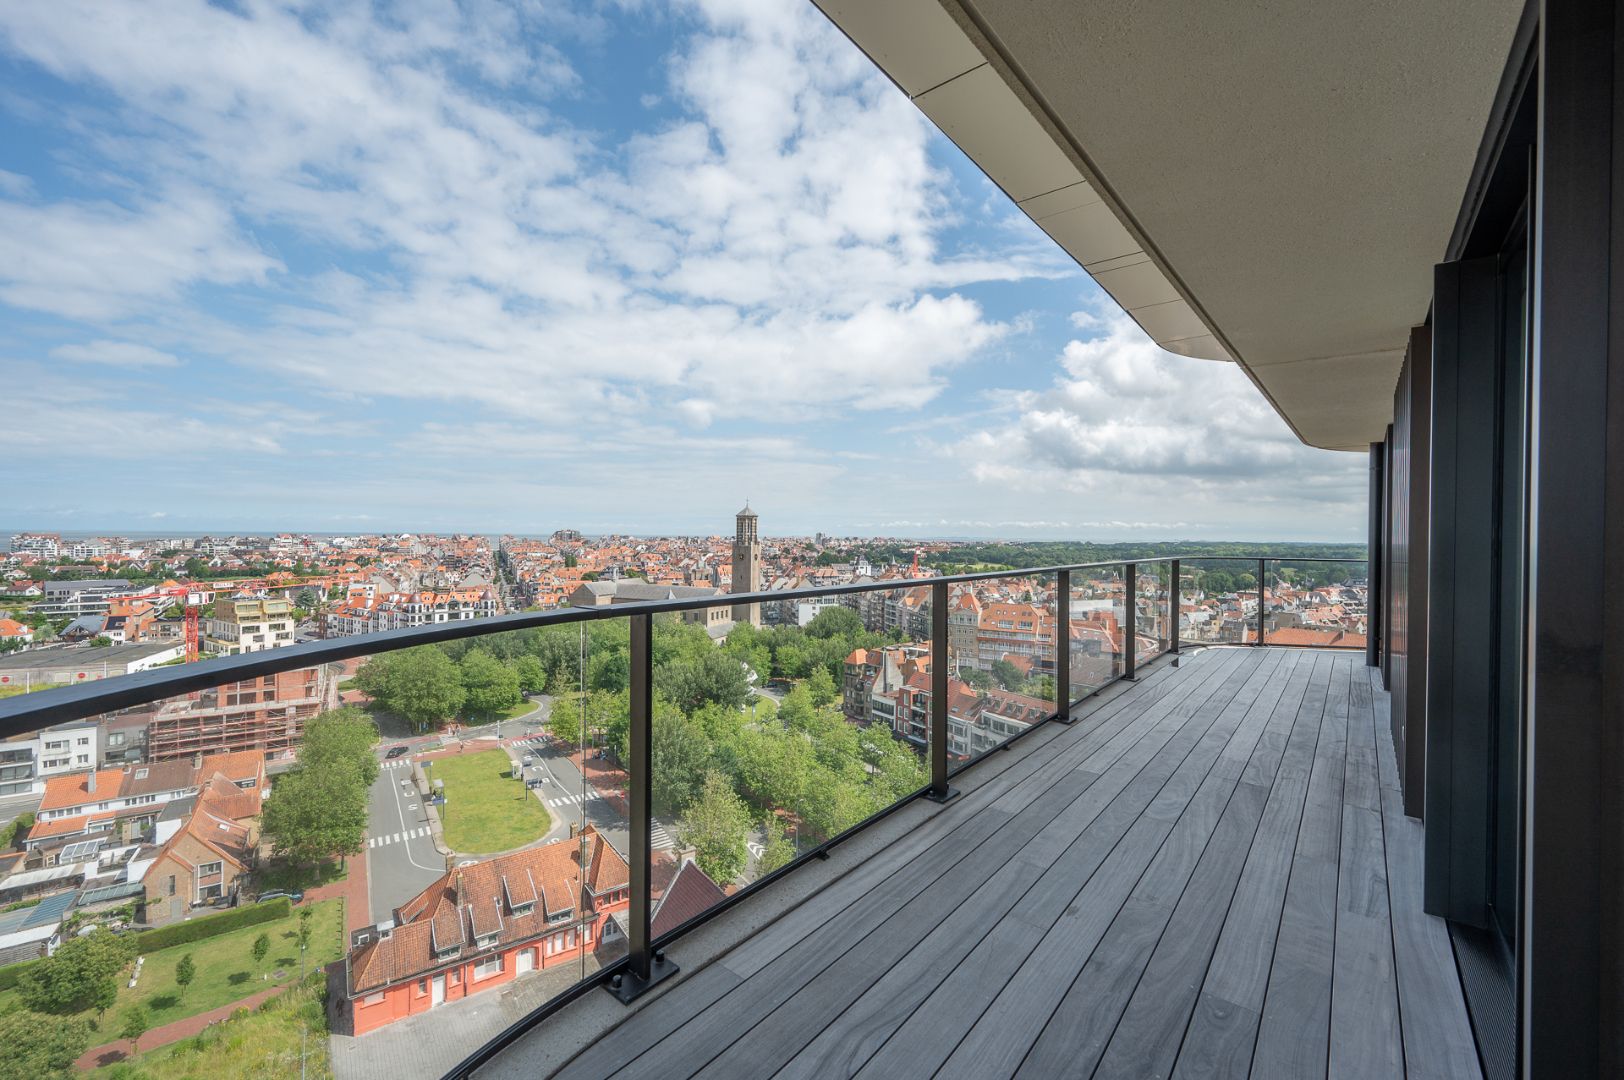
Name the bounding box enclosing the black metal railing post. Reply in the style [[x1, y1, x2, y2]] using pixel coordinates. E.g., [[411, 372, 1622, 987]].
[[926, 580, 959, 803], [1124, 563, 1137, 681], [608, 613, 677, 1002], [1257, 558, 1267, 647], [1169, 560, 1181, 655], [1055, 570, 1072, 720]]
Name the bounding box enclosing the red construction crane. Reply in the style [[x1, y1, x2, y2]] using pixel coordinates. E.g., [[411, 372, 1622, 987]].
[[183, 605, 199, 663]]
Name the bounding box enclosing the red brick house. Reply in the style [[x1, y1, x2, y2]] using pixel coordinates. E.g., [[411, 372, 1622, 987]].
[[342, 827, 629, 1036], [140, 773, 263, 923]]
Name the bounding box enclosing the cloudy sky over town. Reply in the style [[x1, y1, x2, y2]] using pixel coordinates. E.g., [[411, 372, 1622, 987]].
[[0, 0, 1365, 540]]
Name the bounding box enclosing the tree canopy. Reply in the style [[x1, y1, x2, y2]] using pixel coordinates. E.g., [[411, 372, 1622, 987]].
[[18, 929, 134, 1016]]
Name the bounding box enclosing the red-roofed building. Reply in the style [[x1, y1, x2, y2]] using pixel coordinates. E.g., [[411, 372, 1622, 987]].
[[341, 827, 630, 1036]]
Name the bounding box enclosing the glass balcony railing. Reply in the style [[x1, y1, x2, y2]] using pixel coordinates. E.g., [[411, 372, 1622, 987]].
[[0, 555, 1367, 1076]]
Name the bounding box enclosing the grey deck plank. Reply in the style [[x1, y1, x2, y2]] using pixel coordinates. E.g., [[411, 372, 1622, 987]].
[[1019, 779, 1273, 1080], [728, 654, 1261, 1079], [926, 651, 1291, 1080], [600, 656, 1256, 1080], [1372, 670, 1483, 1080], [1328, 658, 1402, 1080], [1250, 654, 1351, 1080], [607, 771, 1099, 1079], [1173, 652, 1331, 1080], [774, 652, 1287, 1080], [1092, 653, 1318, 1080], [533, 653, 1482, 1080]]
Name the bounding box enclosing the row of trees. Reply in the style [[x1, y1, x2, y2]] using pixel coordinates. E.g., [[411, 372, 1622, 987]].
[[260, 707, 379, 868], [353, 645, 549, 731]]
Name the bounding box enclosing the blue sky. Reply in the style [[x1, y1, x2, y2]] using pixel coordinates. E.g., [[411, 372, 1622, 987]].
[[0, 0, 1365, 541]]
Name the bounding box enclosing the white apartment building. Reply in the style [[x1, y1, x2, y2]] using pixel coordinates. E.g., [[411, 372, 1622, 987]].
[[206, 596, 295, 655]]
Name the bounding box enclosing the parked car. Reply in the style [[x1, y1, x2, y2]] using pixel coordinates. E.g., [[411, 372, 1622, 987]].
[[521, 752, 534, 766], [385, 745, 408, 759], [257, 890, 303, 905]]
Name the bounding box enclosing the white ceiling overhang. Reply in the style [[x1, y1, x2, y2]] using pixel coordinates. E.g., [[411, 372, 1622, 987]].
[[813, 0, 1524, 451]]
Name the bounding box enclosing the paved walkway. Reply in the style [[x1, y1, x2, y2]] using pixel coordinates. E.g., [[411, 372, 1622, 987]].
[[307, 852, 370, 935], [77, 984, 287, 1069], [330, 954, 606, 1080]]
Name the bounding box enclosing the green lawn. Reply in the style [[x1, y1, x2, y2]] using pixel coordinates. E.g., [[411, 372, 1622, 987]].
[[111, 899, 344, 1033], [461, 699, 536, 724], [252, 856, 347, 896], [428, 749, 552, 854], [114, 972, 332, 1079]]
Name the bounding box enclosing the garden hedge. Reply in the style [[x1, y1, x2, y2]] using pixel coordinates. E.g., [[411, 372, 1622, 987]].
[[0, 956, 41, 992], [133, 897, 291, 954]]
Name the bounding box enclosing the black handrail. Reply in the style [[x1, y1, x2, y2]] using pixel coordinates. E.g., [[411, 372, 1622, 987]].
[[0, 554, 1365, 736]]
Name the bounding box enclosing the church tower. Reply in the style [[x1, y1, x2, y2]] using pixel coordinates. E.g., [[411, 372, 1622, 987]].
[[731, 503, 762, 626]]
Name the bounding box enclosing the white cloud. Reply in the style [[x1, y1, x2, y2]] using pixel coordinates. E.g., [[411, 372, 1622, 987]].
[[955, 309, 1368, 534], [0, 0, 1049, 426], [50, 341, 181, 368]]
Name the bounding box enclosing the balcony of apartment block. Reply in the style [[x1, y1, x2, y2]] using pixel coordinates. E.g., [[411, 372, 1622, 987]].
[[2, 555, 1465, 1080]]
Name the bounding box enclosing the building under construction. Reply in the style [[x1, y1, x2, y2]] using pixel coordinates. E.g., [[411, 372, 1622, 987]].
[[144, 665, 339, 763]]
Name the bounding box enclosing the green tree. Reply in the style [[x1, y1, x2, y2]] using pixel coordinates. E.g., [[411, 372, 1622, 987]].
[[120, 1005, 151, 1055], [513, 655, 546, 695], [261, 765, 367, 867], [805, 605, 863, 640], [175, 953, 196, 995], [0, 1011, 92, 1079], [678, 771, 751, 885], [805, 665, 837, 708], [650, 704, 713, 818], [990, 658, 1025, 692], [361, 647, 466, 732], [656, 650, 750, 714], [548, 700, 582, 745], [17, 929, 133, 1015], [252, 932, 270, 969], [460, 648, 521, 720], [298, 707, 379, 787], [758, 815, 796, 875]]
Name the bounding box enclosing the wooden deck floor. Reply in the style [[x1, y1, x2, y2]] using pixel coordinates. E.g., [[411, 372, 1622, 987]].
[[546, 648, 1481, 1080]]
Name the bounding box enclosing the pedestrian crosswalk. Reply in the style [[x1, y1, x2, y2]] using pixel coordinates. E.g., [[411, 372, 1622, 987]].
[[544, 793, 587, 808], [381, 759, 412, 771], [368, 826, 431, 848], [651, 822, 676, 851]]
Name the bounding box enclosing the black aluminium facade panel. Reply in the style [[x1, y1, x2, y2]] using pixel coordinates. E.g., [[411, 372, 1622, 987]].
[[1524, 1, 1624, 1075], [1424, 254, 1501, 930]]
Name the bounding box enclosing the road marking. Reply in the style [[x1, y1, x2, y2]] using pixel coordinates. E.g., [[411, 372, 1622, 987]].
[[747, 841, 764, 858], [650, 822, 676, 851]]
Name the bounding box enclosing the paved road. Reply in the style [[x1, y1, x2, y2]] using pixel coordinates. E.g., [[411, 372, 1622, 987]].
[[365, 758, 445, 923], [499, 736, 680, 862], [0, 792, 41, 831]]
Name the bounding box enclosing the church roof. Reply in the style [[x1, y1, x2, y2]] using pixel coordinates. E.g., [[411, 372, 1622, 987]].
[[736, 503, 756, 518]]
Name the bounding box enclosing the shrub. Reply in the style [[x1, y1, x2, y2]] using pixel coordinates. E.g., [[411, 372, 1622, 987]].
[[0, 957, 43, 992], [133, 898, 291, 954]]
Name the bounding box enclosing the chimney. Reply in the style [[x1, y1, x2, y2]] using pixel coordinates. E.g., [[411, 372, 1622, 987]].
[[193, 751, 203, 771], [87, 770, 96, 793]]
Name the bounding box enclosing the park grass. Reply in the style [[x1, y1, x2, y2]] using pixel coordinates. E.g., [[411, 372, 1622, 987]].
[[428, 749, 552, 854], [108, 899, 343, 1033], [117, 972, 332, 1079], [251, 856, 347, 896]]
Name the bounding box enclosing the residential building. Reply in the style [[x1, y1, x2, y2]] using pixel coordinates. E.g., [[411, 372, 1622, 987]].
[[145, 666, 338, 762], [140, 773, 263, 923], [35, 720, 98, 777], [205, 595, 295, 654], [9, 533, 61, 561], [341, 827, 630, 1036]]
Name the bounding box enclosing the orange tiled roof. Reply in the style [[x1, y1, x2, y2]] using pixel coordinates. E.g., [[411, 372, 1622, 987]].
[[350, 828, 629, 993], [40, 769, 126, 812]]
